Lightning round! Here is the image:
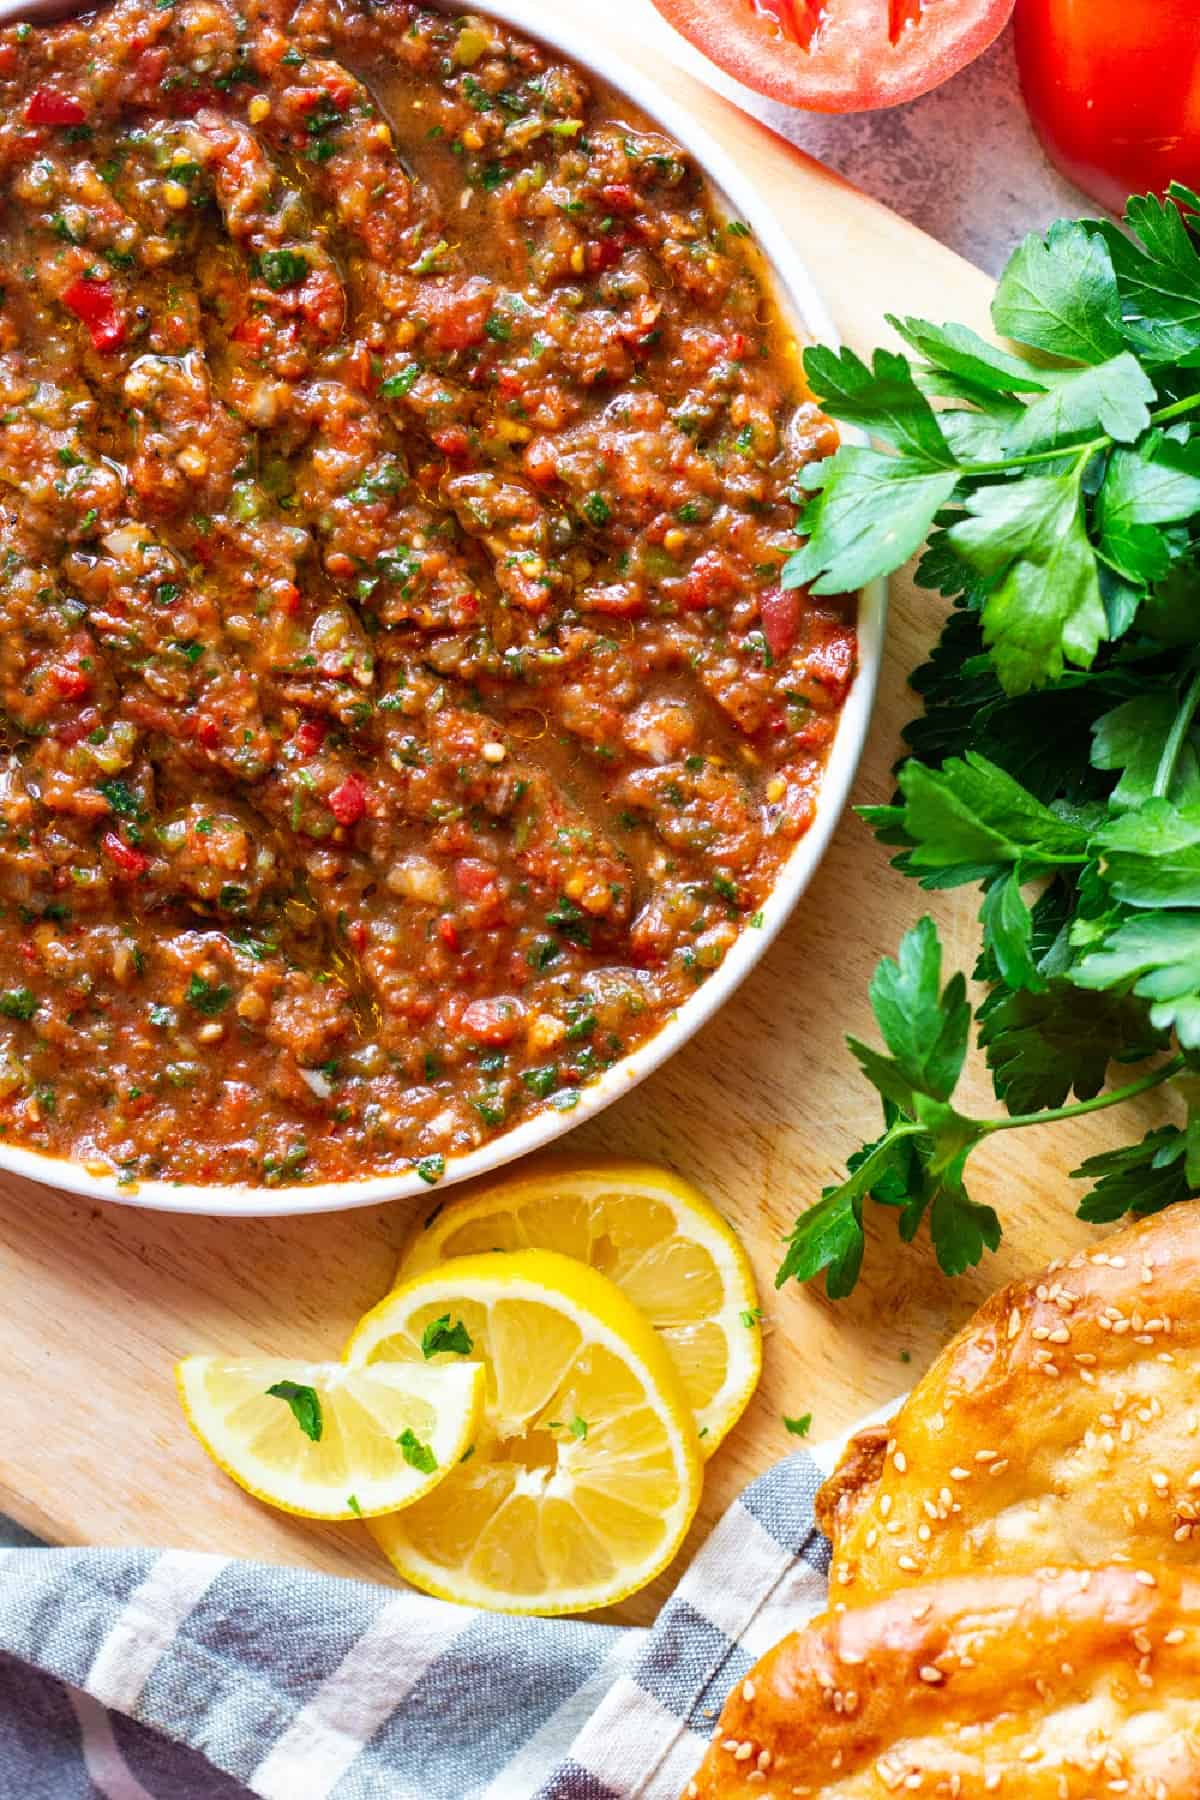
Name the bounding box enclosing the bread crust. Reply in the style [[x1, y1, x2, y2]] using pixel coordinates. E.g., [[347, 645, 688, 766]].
[[819, 1202, 1200, 1602], [812, 1424, 888, 1548], [686, 1564, 1200, 1797]]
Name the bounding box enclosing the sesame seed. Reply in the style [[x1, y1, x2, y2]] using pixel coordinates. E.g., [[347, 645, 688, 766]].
[[742, 1679, 756, 1702], [1135, 1570, 1157, 1586], [893, 1450, 907, 1473], [897, 1554, 919, 1573]]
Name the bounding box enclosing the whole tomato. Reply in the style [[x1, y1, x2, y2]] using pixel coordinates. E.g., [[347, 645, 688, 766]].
[[1016, 0, 1200, 214]]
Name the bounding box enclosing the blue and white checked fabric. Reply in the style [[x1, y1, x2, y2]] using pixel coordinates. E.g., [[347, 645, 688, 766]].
[[0, 1443, 846, 1800]]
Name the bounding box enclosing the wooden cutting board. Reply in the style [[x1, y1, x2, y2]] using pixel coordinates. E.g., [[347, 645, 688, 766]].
[[0, 5, 1178, 1628]]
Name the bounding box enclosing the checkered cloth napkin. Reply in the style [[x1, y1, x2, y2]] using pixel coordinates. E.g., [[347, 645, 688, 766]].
[[0, 1443, 842, 1800]]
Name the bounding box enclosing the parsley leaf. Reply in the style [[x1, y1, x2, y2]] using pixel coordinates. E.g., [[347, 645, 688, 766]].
[[979, 871, 1041, 993], [187, 973, 232, 1015], [1004, 353, 1153, 453], [266, 1380, 323, 1441], [1074, 913, 1200, 1048], [421, 1313, 474, 1358], [979, 981, 1165, 1114], [1092, 800, 1200, 907], [1098, 186, 1200, 365], [863, 752, 1090, 883], [851, 915, 971, 1104], [991, 220, 1124, 364], [886, 314, 1047, 396], [800, 345, 955, 464], [949, 470, 1108, 694], [1073, 1127, 1193, 1222], [783, 451, 957, 596], [1091, 691, 1200, 811], [1097, 440, 1200, 585], [397, 1428, 437, 1474]]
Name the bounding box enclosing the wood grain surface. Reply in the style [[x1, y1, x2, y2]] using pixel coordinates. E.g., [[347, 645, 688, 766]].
[[0, 6, 1179, 1627]]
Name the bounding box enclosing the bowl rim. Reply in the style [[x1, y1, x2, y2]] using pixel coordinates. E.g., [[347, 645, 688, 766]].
[[0, 0, 886, 1217]]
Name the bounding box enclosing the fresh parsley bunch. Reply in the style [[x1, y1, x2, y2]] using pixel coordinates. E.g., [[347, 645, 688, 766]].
[[778, 184, 1200, 1298]]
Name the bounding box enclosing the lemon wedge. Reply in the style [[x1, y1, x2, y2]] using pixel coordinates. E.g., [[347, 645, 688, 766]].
[[345, 1249, 703, 1614], [398, 1160, 761, 1454], [176, 1355, 482, 1520]]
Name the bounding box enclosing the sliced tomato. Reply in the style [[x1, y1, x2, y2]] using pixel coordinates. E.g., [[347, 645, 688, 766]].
[[651, 0, 1015, 111]]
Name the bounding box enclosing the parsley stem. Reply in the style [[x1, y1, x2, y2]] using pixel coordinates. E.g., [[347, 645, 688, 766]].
[[959, 392, 1200, 481], [980, 1055, 1186, 1134], [1154, 669, 1200, 800], [961, 443, 1099, 477], [1148, 391, 1200, 429]]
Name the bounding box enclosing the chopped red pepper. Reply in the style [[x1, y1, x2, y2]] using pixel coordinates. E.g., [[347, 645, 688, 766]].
[[61, 275, 126, 353], [438, 917, 461, 952], [294, 717, 327, 757], [25, 88, 87, 126], [454, 857, 498, 899], [585, 236, 623, 275], [327, 774, 367, 825], [102, 832, 149, 878], [431, 425, 470, 459], [50, 665, 92, 700], [683, 548, 737, 612], [760, 588, 800, 662]]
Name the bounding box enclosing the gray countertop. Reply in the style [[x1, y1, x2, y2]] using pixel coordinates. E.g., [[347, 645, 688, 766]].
[[633, 4, 1091, 276]]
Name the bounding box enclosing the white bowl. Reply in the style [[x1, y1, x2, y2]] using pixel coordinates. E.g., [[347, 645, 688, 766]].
[[1, 1, 885, 1216]]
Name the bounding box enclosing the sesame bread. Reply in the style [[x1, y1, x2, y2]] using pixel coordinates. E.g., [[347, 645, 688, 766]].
[[686, 1565, 1200, 1798], [818, 1203, 1200, 1603]]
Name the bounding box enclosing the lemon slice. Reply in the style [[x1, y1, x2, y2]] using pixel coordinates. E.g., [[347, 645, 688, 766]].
[[398, 1160, 761, 1455], [176, 1356, 483, 1521], [345, 1249, 703, 1614]]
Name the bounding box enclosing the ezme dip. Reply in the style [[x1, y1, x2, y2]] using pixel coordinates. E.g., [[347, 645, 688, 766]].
[[0, 0, 855, 1186]]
